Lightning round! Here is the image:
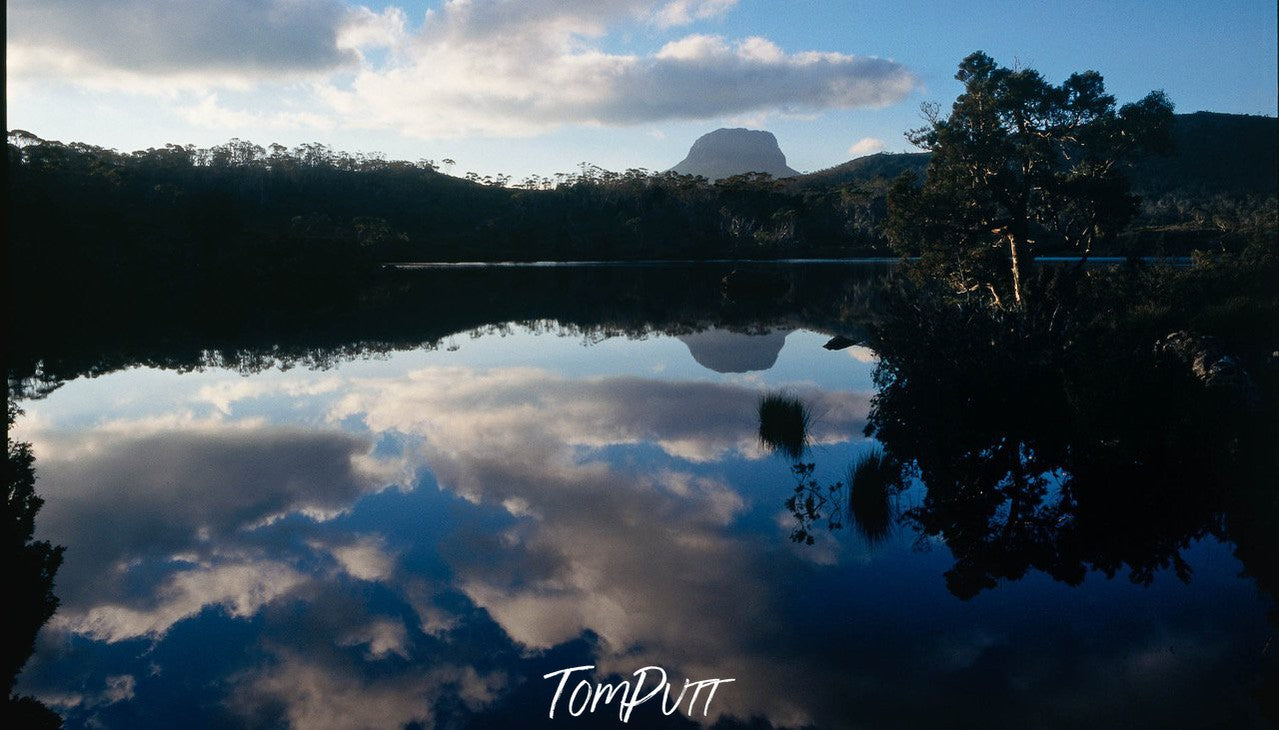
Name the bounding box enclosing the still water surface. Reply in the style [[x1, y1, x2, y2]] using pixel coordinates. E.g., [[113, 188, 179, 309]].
[[10, 266, 1275, 729]]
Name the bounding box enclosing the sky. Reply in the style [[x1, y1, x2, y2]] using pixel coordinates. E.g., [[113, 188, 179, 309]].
[[7, 0, 1277, 181]]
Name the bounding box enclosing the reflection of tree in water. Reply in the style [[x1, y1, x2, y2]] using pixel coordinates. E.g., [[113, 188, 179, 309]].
[[844, 449, 900, 546], [9, 264, 891, 402], [759, 395, 904, 546], [3, 404, 64, 728], [757, 393, 810, 461], [862, 283, 1276, 602], [760, 272, 1276, 622]]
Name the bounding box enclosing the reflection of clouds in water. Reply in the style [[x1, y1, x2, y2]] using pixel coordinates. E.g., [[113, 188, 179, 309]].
[[27, 421, 396, 625], [334, 365, 873, 726], [335, 365, 868, 464], [39, 673, 137, 713], [12, 358, 1268, 729], [61, 560, 308, 642], [338, 617, 411, 660], [225, 574, 507, 730], [230, 650, 502, 730], [847, 345, 879, 364], [323, 535, 397, 582], [193, 376, 344, 414]]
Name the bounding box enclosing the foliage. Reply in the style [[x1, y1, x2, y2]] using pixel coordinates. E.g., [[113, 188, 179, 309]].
[[887, 52, 1175, 305], [7, 262, 891, 401], [861, 253, 1277, 600], [3, 403, 64, 727], [757, 392, 811, 460], [783, 463, 845, 545], [846, 448, 902, 545]]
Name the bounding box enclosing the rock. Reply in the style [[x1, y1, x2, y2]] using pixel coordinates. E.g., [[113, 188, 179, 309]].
[[1155, 330, 1262, 410], [669, 128, 800, 181], [822, 335, 860, 351]]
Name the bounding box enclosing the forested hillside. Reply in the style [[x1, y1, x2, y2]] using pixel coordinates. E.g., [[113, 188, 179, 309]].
[[793, 113, 1277, 250], [5, 111, 1274, 314]]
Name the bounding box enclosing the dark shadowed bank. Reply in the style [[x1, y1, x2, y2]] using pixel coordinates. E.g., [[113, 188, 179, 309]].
[[3, 403, 64, 728], [7, 108, 1275, 287]]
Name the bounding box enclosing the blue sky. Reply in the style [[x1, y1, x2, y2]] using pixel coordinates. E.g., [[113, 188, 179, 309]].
[[7, 0, 1276, 180]]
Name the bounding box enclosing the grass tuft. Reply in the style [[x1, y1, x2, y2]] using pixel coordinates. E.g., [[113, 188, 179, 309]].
[[847, 447, 901, 544], [758, 392, 810, 460]]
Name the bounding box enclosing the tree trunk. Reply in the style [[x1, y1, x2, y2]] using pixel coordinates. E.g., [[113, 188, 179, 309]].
[[1007, 234, 1025, 306]]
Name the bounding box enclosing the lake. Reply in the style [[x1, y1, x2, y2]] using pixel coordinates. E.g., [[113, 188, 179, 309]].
[[8, 264, 1276, 729]]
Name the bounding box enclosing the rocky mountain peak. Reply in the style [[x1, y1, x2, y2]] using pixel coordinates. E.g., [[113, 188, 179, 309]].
[[669, 128, 800, 181]]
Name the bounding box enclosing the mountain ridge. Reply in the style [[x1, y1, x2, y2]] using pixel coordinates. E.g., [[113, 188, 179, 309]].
[[791, 112, 1278, 197]]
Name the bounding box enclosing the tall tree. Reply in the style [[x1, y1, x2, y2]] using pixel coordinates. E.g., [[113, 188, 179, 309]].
[[888, 51, 1174, 306]]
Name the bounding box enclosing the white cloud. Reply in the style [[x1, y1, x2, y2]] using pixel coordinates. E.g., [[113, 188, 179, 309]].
[[231, 652, 502, 730], [337, 6, 409, 53], [323, 22, 917, 137], [339, 618, 411, 660], [193, 376, 343, 415], [332, 365, 867, 464], [327, 536, 397, 581], [59, 561, 308, 642], [8, 0, 918, 139], [27, 422, 391, 610], [653, 0, 739, 28], [179, 94, 337, 132], [38, 674, 137, 712], [7, 0, 357, 82], [849, 136, 887, 156], [324, 362, 872, 726], [655, 33, 731, 61], [847, 344, 880, 363]]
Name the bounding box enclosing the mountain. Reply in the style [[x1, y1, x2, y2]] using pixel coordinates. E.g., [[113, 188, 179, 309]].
[[1126, 112, 1278, 196], [792, 112, 1278, 197], [669, 128, 800, 181], [678, 328, 790, 373], [793, 151, 929, 190]]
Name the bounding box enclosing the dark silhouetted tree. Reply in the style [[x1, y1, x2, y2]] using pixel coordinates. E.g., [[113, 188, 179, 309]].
[[3, 404, 64, 727], [888, 51, 1174, 306]]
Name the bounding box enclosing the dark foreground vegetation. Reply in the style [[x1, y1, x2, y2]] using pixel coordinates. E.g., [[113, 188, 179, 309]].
[[3, 404, 63, 728], [6, 101, 1275, 323], [757, 52, 1278, 723]]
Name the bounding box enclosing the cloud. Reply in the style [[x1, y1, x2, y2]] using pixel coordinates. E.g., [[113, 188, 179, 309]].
[[7, 0, 357, 82], [326, 536, 397, 582], [9, 0, 917, 138], [334, 0, 917, 135], [28, 422, 391, 611], [60, 561, 309, 642], [337, 5, 409, 55], [323, 21, 918, 137], [178, 94, 337, 132], [38, 674, 137, 712], [231, 651, 501, 730], [849, 136, 887, 156], [653, 0, 739, 28], [847, 345, 879, 363], [339, 618, 411, 660], [333, 365, 867, 465], [328, 363, 872, 725], [193, 376, 343, 415]]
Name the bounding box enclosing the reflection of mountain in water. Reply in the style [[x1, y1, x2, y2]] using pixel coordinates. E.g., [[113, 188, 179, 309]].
[[8, 263, 894, 399], [678, 328, 789, 373]]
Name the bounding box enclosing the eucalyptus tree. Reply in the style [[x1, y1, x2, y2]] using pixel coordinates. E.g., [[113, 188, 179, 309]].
[[888, 51, 1174, 306]]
